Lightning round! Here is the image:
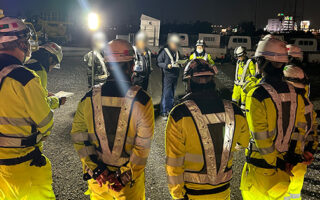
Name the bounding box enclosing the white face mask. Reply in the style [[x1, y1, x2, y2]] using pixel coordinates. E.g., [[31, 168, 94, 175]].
[[196, 47, 203, 54]]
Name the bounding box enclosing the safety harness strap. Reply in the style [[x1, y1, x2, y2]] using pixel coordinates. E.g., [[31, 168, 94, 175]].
[[0, 64, 21, 84], [261, 83, 297, 152], [92, 84, 140, 167], [185, 183, 230, 195], [164, 48, 179, 64], [183, 100, 235, 185]]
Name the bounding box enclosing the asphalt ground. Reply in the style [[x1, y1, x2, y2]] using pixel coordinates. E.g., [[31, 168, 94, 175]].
[[45, 54, 320, 200]]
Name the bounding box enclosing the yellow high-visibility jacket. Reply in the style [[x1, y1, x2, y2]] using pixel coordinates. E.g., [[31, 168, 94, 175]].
[[234, 59, 256, 86], [165, 91, 249, 199], [189, 52, 215, 66], [25, 59, 60, 109], [245, 77, 307, 168], [242, 75, 262, 95], [71, 79, 154, 182], [0, 54, 53, 159], [296, 88, 319, 155]]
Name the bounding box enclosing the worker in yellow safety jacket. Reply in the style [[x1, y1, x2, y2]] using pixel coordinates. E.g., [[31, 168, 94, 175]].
[[165, 59, 250, 200], [0, 17, 55, 199], [232, 46, 256, 110], [283, 65, 318, 200], [240, 35, 307, 200], [71, 39, 154, 200], [189, 40, 215, 66], [25, 42, 66, 109]]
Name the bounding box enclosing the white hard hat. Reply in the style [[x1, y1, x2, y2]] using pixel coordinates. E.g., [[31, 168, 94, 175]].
[[196, 39, 205, 47], [168, 34, 180, 45], [234, 46, 246, 57], [283, 65, 308, 88], [40, 42, 63, 64], [0, 17, 30, 44], [135, 31, 148, 42], [287, 44, 303, 59], [255, 34, 288, 63]]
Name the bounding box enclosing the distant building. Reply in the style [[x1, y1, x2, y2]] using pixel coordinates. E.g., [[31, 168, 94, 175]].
[[282, 16, 295, 32], [300, 20, 311, 32], [140, 14, 160, 47], [266, 19, 282, 32]]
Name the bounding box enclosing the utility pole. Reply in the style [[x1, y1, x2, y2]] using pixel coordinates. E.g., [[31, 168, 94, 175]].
[[294, 0, 298, 30]]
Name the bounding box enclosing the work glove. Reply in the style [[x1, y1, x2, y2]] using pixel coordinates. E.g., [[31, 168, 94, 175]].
[[107, 170, 132, 192], [303, 151, 314, 165], [95, 169, 109, 187]]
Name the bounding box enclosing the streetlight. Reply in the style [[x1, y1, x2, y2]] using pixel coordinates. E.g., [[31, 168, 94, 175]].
[[87, 12, 100, 87], [88, 12, 100, 31]]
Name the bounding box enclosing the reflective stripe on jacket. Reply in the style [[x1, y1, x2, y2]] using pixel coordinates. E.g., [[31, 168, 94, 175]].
[[165, 93, 249, 199], [71, 80, 154, 181], [245, 79, 306, 167], [0, 54, 53, 159], [234, 59, 256, 86]]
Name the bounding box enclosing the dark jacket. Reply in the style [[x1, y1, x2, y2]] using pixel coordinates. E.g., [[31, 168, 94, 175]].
[[157, 47, 180, 76]]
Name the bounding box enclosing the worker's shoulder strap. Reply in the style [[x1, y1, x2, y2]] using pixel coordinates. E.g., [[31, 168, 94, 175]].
[[183, 100, 235, 185], [132, 46, 140, 61], [0, 64, 35, 88], [164, 48, 178, 63], [239, 58, 253, 82], [92, 84, 141, 167], [203, 53, 208, 61], [261, 83, 297, 152]]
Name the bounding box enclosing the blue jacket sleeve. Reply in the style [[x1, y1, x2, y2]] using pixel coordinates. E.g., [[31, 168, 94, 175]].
[[157, 50, 168, 69]]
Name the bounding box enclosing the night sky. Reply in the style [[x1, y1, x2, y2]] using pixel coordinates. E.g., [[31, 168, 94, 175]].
[[1, 0, 319, 28]]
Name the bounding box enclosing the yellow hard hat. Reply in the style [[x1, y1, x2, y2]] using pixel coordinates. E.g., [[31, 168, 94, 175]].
[[104, 39, 135, 63], [255, 34, 288, 63]]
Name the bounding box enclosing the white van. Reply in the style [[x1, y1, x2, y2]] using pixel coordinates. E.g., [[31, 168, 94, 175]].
[[293, 38, 318, 52], [228, 36, 252, 50], [198, 33, 226, 60]]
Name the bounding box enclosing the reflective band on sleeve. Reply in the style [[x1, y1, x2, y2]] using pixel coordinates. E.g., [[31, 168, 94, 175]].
[[251, 130, 276, 140], [252, 143, 275, 155], [297, 122, 307, 129], [167, 174, 184, 185], [166, 156, 184, 167], [77, 146, 96, 158], [290, 193, 301, 199], [135, 136, 152, 149], [0, 116, 34, 126], [185, 153, 204, 163], [126, 135, 135, 146], [71, 132, 97, 143], [42, 124, 53, 135], [291, 132, 304, 142], [130, 151, 147, 165], [38, 111, 53, 128]]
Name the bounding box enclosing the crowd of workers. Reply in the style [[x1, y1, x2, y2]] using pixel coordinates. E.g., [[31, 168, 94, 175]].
[[0, 14, 318, 200]]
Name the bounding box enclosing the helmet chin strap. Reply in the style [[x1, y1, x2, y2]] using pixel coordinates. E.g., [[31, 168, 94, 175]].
[[18, 40, 31, 63]]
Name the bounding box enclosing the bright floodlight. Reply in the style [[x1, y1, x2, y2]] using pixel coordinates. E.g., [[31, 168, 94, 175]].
[[88, 12, 100, 31]]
